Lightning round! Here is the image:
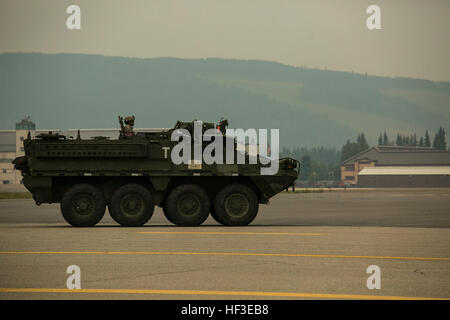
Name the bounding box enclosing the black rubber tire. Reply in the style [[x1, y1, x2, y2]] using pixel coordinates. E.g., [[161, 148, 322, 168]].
[[213, 183, 259, 226], [165, 184, 210, 226], [210, 204, 226, 225], [109, 184, 154, 227], [162, 205, 176, 225], [60, 184, 106, 227]]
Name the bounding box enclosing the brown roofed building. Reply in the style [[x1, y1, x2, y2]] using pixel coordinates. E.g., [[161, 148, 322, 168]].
[[341, 146, 450, 187]]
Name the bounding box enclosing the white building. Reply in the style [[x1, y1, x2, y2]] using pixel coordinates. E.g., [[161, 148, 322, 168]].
[[0, 130, 18, 184]]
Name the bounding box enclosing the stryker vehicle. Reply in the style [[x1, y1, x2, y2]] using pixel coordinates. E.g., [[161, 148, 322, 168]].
[[12, 118, 299, 227]]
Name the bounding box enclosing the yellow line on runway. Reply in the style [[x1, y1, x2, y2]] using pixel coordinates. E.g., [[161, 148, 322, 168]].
[[0, 287, 448, 300], [137, 231, 324, 236], [0, 251, 449, 261]]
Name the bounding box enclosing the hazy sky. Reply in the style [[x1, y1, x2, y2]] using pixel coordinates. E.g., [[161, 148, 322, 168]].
[[1, 0, 449, 81]]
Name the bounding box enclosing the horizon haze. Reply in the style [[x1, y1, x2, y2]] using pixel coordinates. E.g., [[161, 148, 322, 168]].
[[1, 0, 449, 81]]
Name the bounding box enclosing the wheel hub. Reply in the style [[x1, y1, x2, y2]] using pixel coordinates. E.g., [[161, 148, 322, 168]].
[[120, 193, 144, 216], [72, 194, 95, 216], [224, 193, 249, 218], [177, 194, 200, 216]]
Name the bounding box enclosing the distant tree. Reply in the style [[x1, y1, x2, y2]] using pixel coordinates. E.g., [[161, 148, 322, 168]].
[[281, 146, 290, 157], [441, 127, 447, 150], [433, 126, 447, 150], [419, 136, 424, 147], [357, 132, 369, 150], [424, 130, 431, 147], [413, 133, 417, 146], [396, 133, 402, 146], [341, 140, 358, 162], [341, 133, 370, 162], [405, 135, 410, 146], [280, 145, 342, 181], [383, 131, 389, 145], [433, 133, 438, 149], [378, 133, 383, 146], [300, 154, 312, 180]]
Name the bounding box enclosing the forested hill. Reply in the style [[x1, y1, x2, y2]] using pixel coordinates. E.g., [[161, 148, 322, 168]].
[[1, 53, 449, 148]]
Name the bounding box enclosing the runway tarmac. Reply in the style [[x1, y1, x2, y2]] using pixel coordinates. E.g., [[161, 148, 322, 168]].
[[0, 189, 449, 299]]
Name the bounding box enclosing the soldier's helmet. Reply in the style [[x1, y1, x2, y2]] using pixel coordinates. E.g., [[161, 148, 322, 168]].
[[124, 116, 135, 125]]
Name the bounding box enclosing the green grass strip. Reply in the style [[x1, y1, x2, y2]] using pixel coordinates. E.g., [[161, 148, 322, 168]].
[[0, 192, 33, 199]]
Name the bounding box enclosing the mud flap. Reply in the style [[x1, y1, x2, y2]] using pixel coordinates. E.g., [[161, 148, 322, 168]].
[[149, 176, 171, 191], [22, 176, 53, 204]]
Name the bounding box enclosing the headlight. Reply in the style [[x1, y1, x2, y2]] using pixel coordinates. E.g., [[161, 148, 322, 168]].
[[281, 158, 297, 169]]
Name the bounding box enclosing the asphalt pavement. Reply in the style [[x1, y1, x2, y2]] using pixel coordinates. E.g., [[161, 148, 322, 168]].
[[0, 189, 449, 299]]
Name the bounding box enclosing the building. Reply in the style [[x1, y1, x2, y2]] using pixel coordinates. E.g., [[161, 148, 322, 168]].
[[0, 117, 167, 185], [341, 146, 450, 187], [0, 130, 17, 184], [0, 116, 37, 185], [358, 166, 450, 187]]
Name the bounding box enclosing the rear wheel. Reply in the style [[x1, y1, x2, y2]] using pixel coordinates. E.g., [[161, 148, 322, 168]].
[[61, 184, 106, 227], [109, 184, 154, 227], [164, 184, 210, 226], [213, 183, 259, 226], [162, 205, 176, 225], [210, 204, 226, 225]]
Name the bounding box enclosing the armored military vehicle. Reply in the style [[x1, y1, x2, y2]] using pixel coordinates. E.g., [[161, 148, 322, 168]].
[[12, 118, 299, 227]]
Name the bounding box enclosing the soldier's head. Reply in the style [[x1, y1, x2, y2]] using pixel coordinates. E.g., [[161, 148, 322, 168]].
[[124, 115, 135, 126]]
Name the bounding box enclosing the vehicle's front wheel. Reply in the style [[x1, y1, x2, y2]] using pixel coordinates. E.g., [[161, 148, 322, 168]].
[[61, 184, 106, 227], [164, 184, 210, 226], [213, 183, 259, 226], [109, 184, 154, 227]]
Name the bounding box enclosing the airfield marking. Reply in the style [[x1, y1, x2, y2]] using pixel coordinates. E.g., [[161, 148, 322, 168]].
[[0, 287, 448, 300], [0, 251, 449, 261], [137, 231, 325, 236]]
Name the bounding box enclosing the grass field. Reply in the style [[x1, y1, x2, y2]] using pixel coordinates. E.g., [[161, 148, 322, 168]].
[[0, 192, 32, 200], [282, 189, 326, 193]]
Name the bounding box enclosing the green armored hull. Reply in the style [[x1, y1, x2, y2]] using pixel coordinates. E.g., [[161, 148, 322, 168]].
[[13, 119, 299, 227]]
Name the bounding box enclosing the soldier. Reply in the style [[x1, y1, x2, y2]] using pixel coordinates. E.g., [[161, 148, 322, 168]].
[[124, 116, 135, 137]]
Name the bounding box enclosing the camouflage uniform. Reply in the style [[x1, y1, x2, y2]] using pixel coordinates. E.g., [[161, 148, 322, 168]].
[[124, 116, 135, 137]]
